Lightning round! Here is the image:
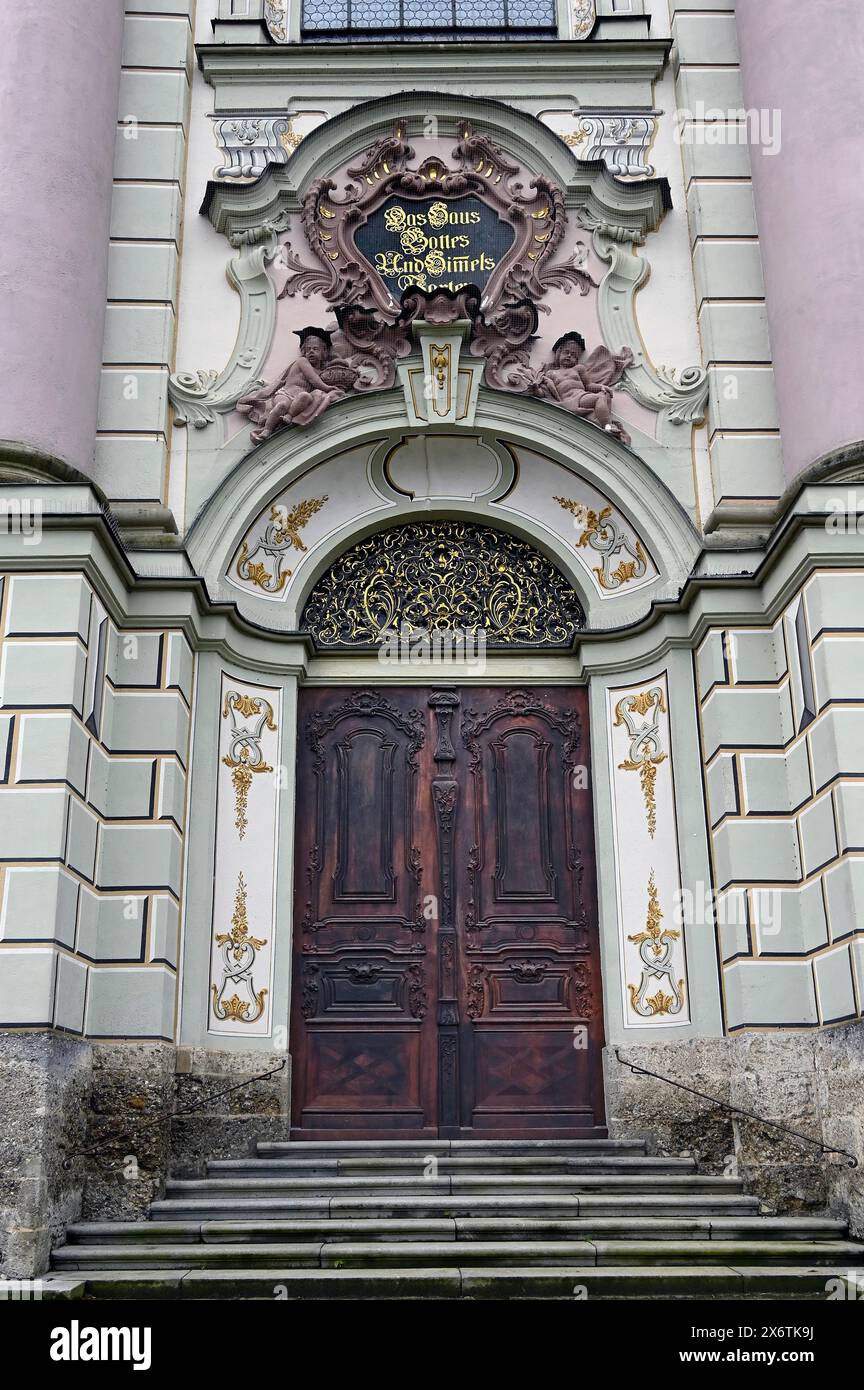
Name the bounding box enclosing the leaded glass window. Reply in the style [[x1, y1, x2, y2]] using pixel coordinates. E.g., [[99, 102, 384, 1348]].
[[301, 0, 558, 42]]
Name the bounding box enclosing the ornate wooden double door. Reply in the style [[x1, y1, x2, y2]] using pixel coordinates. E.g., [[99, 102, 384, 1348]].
[[291, 686, 605, 1138]]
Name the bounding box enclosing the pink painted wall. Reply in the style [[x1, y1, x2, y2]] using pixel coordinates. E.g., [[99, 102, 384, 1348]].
[[735, 0, 864, 482], [0, 1, 124, 477]]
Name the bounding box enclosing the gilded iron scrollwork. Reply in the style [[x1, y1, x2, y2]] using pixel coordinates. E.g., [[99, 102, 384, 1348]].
[[300, 521, 585, 649]]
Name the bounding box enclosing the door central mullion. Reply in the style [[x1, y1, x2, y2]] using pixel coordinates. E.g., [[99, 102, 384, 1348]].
[[428, 688, 462, 1136]]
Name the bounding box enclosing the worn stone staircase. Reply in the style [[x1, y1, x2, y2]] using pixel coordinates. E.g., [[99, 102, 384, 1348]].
[[43, 1138, 864, 1300]]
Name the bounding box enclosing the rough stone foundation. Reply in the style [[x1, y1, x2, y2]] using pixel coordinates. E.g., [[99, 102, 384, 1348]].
[[605, 1026, 864, 1237], [2, 1026, 862, 1278], [170, 1047, 292, 1177], [0, 1032, 91, 1280]]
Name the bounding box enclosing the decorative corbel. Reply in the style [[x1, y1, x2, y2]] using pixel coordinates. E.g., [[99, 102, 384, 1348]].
[[168, 214, 288, 431], [212, 115, 304, 180], [565, 113, 658, 179], [588, 220, 709, 438], [396, 286, 484, 428]]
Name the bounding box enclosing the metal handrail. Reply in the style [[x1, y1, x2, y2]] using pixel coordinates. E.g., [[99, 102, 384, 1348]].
[[615, 1049, 858, 1169], [59, 1057, 288, 1170]]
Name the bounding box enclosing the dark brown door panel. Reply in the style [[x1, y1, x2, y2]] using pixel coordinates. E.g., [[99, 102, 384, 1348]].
[[290, 686, 604, 1138]]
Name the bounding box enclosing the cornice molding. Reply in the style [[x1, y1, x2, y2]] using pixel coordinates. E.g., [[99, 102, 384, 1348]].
[[5, 485, 863, 682], [0, 440, 108, 502], [703, 440, 864, 539], [200, 95, 672, 241], [197, 39, 671, 89]]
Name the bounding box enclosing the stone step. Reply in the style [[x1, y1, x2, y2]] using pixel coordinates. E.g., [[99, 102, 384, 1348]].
[[48, 1132, 859, 1301], [207, 1155, 695, 1177], [61, 1214, 850, 1246], [256, 1139, 647, 1158], [149, 1193, 763, 1221], [51, 1237, 864, 1271], [164, 1173, 743, 1197], [39, 1265, 864, 1301]]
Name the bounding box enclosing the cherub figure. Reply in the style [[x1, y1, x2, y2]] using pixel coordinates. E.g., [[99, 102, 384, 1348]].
[[237, 328, 359, 441], [513, 332, 634, 444]]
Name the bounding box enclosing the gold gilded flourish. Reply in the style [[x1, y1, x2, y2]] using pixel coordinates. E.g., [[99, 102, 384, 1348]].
[[626, 871, 686, 1018], [269, 497, 327, 550], [300, 520, 585, 648], [627, 688, 667, 719], [627, 870, 679, 955], [215, 871, 268, 958], [222, 690, 278, 840], [211, 872, 269, 1025], [279, 117, 303, 152], [555, 496, 649, 592], [235, 495, 328, 593], [227, 763, 254, 839], [613, 686, 668, 838], [225, 693, 277, 724]]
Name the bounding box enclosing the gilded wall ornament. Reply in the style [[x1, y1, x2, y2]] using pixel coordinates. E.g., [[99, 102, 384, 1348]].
[[279, 121, 588, 319], [211, 872, 269, 1023], [555, 495, 649, 590], [627, 871, 685, 1018], [235, 495, 328, 594], [572, 0, 596, 39], [222, 690, 278, 839], [299, 521, 586, 649], [613, 686, 667, 837], [263, 0, 288, 42]]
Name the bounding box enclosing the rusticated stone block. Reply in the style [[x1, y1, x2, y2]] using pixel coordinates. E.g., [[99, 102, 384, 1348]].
[[606, 1029, 864, 1228], [170, 1047, 291, 1176], [0, 1031, 91, 1279], [605, 1039, 735, 1173], [81, 1041, 176, 1223]]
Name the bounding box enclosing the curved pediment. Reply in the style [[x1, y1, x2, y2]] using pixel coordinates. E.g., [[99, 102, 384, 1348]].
[[173, 99, 708, 484], [201, 92, 671, 242]]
